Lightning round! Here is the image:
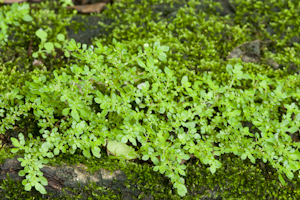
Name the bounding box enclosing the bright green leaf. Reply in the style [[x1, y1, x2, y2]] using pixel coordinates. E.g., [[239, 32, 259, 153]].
[[160, 45, 169, 52], [137, 58, 146, 68], [181, 76, 188, 86], [278, 173, 286, 186], [44, 42, 54, 52], [57, 34, 65, 41], [92, 146, 101, 158], [71, 109, 80, 122], [24, 183, 32, 191], [176, 183, 187, 196], [11, 148, 19, 153], [178, 168, 186, 176], [151, 156, 159, 165], [36, 29, 47, 39], [18, 170, 26, 176], [241, 154, 247, 160], [287, 127, 298, 134], [158, 52, 167, 61], [286, 171, 294, 180], [11, 137, 20, 147], [106, 140, 137, 160], [83, 149, 91, 158], [35, 182, 47, 194], [62, 108, 70, 116], [54, 42, 62, 48], [40, 177, 48, 186], [23, 14, 33, 22], [54, 148, 60, 155], [210, 165, 216, 174], [142, 154, 149, 161], [66, 39, 78, 51], [64, 50, 70, 57]]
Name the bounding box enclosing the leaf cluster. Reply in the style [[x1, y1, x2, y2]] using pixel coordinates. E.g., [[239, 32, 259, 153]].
[[0, 0, 300, 198]]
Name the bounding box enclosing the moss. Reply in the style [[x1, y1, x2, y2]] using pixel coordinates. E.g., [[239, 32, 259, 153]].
[[2, 146, 300, 199]]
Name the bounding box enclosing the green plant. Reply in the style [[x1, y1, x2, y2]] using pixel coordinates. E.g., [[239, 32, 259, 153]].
[[59, 0, 74, 7], [0, 2, 33, 46], [33, 29, 70, 59], [0, 1, 76, 71], [1, 0, 300, 198], [5, 37, 300, 196]]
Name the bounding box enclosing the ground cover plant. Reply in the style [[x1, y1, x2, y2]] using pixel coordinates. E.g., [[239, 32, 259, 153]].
[[1, 0, 300, 198]]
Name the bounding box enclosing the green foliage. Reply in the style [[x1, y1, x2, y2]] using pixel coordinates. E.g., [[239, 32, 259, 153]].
[[33, 29, 70, 59], [6, 38, 300, 196], [0, 173, 120, 199], [0, 1, 75, 71], [0, 0, 300, 198], [231, 0, 300, 72], [0, 3, 33, 45], [59, 0, 74, 7], [232, 0, 300, 46]]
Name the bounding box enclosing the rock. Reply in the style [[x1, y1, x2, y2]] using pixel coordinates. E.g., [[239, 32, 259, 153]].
[[227, 39, 261, 63]]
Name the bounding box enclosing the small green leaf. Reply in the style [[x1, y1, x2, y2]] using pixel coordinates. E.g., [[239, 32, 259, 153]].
[[226, 64, 233, 75], [57, 34, 65, 41], [137, 58, 146, 68], [36, 29, 47, 40], [178, 168, 186, 176], [159, 166, 166, 174], [121, 136, 128, 144], [40, 177, 48, 186], [248, 154, 256, 164], [289, 153, 300, 161], [160, 45, 169, 52], [44, 42, 54, 52], [241, 154, 247, 160], [147, 57, 154, 68], [22, 179, 28, 186], [286, 171, 294, 180], [25, 183, 32, 191], [54, 148, 60, 155], [158, 52, 167, 61], [23, 14, 33, 22], [151, 156, 159, 165], [241, 73, 251, 79], [164, 67, 173, 78], [18, 170, 26, 176], [106, 140, 138, 160], [181, 76, 188, 86], [181, 154, 190, 160], [176, 183, 187, 197], [54, 42, 62, 48], [32, 52, 39, 58], [142, 154, 149, 161], [64, 50, 70, 58], [71, 109, 80, 122], [62, 108, 70, 116], [83, 149, 91, 158], [66, 39, 78, 51], [46, 152, 54, 158], [287, 127, 298, 134], [278, 173, 286, 186], [35, 182, 47, 194], [92, 146, 101, 158], [11, 148, 19, 153], [210, 165, 216, 174], [11, 137, 20, 147], [263, 157, 267, 163]]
